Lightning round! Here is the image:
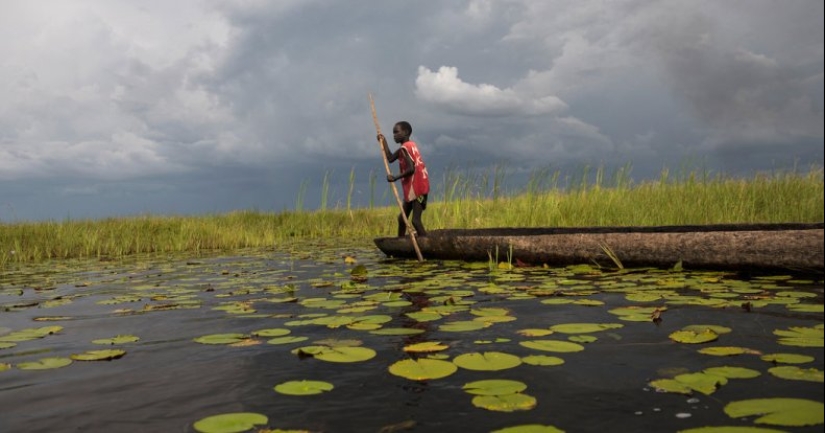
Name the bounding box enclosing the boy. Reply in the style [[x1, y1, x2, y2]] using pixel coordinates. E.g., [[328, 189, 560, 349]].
[[377, 121, 429, 237]]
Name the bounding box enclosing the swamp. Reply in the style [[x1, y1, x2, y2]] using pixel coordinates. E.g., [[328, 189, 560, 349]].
[[1, 238, 822, 433]]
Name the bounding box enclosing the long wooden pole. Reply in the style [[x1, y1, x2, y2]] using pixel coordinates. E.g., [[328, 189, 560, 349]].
[[369, 93, 424, 262]]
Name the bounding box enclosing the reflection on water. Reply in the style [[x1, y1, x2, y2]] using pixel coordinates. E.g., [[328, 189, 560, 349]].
[[0, 241, 822, 433]]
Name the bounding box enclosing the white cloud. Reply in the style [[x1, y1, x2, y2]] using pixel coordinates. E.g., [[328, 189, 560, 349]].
[[415, 65, 568, 116]]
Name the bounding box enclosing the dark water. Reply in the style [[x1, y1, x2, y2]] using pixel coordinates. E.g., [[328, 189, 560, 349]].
[[1, 240, 822, 433]]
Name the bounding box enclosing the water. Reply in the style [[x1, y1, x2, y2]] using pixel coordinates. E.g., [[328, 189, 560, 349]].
[[1, 241, 822, 433]]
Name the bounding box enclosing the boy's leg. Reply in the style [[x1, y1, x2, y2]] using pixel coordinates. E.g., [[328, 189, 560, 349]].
[[397, 201, 413, 237], [410, 199, 426, 236]]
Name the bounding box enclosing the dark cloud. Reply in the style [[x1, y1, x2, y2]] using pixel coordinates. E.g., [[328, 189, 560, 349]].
[[0, 0, 821, 221]]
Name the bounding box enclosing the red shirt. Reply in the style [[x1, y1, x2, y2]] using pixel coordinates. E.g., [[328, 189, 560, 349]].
[[399, 141, 429, 202]]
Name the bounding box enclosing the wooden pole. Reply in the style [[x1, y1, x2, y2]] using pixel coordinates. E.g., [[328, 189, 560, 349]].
[[369, 92, 424, 262]]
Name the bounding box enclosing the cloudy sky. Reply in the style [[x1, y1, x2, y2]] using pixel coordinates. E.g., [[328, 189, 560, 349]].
[[1, 0, 822, 221]]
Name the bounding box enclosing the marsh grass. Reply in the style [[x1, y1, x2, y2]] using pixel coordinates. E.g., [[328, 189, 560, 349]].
[[1, 165, 822, 266]]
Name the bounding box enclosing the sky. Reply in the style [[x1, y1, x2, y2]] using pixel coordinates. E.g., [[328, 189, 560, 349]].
[[1, 0, 823, 222]]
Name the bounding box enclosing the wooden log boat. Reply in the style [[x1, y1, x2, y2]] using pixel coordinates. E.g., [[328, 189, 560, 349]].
[[373, 223, 825, 273]]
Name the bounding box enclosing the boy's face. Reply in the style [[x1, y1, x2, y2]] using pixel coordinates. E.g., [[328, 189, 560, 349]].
[[392, 124, 409, 143]]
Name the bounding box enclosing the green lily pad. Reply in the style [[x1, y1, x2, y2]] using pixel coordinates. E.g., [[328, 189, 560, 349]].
[[17, 357, 73, 370], [491, 424, 565, 433], [773, 325, 824, 347], [274, 380, 334, 396], [405, 311, 443, 322], [251, 328, 291, 337], [70, 349, 126, 361], [192, 412, 268, 433], [403, 341, 449, 353], [453, 352, 522, 371], [648, 378, 694, 395], [521, 355, 565, 366], [674, 372, 728, 395], [193, 333, 249, 345], [0, 326, 63, 342], [369, 328, 425, 336], [760, 353, 815, 364], [471, 393, 537, 412], [702, 366, 761, 379], [548, 323, 623, 334], [516, 329, 554, 337], [519, 340, 585, 353], [767, 366, 823, 383], [266, 336, 308, 345], [462, 379, 527, 396], [438, 321, 489, 332], [388, 358, 458, 380], [669, 329, 719, 344], [724, 398, 824, 427], [300, 346, 377, 363], [0, 363, 10, 372], [92, 335, 140, 345], [698, 346, 760, 356], [678, 426, 790, 433], [681, 324, 732, 335]]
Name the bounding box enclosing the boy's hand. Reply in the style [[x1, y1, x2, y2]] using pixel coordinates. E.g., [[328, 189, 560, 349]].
[[386, 174, 395, 182], [376, 133, 386, 144]]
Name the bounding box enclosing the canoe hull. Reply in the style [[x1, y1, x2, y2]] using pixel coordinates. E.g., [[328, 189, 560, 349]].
[[374, 223, 825, 272]]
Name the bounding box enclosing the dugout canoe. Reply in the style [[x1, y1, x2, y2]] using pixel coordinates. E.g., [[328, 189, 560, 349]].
[[373, 223, 824, 273]]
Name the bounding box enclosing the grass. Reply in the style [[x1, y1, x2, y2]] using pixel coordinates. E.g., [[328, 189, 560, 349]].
[[0, 165, 822, 267]]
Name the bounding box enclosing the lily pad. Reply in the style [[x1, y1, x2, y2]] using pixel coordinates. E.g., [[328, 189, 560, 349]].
[[388, 358, 458, 380], [760, 353, 815, 364], [70, 349, 126, 361], [678, 427, 789, 433], [266, 336, 308, 345], [548, 323, 623, 334], [471, 393, 537, 412], [491, 425, 564, 433], [724, 398, 824, 427], [274, 380, 334, 396], [767, 366, 823, 383], [698, 346, 761, 356], [438, 321, 489, 332], [251, 328, 291, 337], [194, 334, 249, 345], [193, 412, 268, 433], [299, 346, 377, 363], [773, 325, 824, 347], [403, 341, 449, 353], [462, 379, 527, 396], [669, 329, 719, 344], [521, 355, 565, 366], [92, 335, 140, 345], [16, 357, 73, 370], [453, 352, 522, 371], [519, 340, 585, 353], [702, 366, 760, 379]]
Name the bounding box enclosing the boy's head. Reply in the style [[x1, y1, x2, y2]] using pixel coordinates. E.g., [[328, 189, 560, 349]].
[[392, 121, 412, 143]]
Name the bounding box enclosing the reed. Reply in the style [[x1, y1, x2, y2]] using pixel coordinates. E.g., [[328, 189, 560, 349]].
[[1, 165, 822, 266]]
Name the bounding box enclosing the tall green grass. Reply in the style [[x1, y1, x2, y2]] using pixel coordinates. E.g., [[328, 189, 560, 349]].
[[1, 165, 822, 266]]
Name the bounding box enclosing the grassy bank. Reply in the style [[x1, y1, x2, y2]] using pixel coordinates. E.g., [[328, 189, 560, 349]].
[[1, 166, 823, 266]]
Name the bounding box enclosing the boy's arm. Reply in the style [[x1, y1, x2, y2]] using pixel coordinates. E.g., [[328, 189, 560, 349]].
[[389, 148, 415, 182], [378, 134, 399, 162]]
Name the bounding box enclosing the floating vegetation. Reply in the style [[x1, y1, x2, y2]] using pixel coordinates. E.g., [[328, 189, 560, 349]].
[[92, 335, 140, 345], [274, 380, 334, 396], [723, 398, 824, 427], [70, 349, 126, 361], [16, 357, 73, 370], [388, 358, 458, 381], [453, 352, 522, 371], [0, 239, 821, 432], [192, 412, 269, 433]]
